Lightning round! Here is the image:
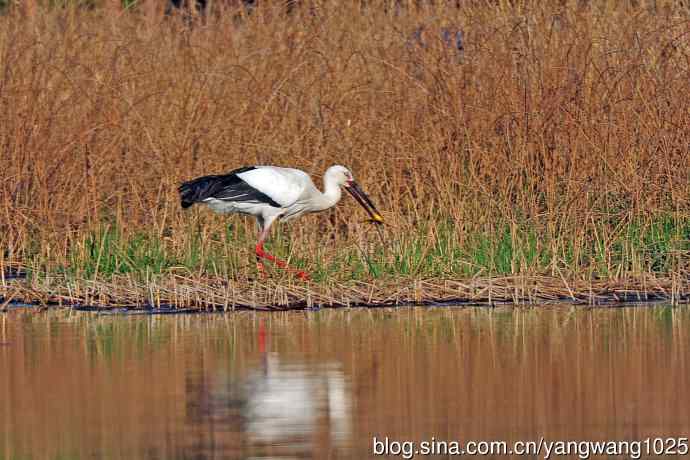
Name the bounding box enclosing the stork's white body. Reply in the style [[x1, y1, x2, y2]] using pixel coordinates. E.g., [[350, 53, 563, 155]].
[[201, 166, 343, 231]]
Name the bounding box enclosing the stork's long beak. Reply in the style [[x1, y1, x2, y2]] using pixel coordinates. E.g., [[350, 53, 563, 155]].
[[345, 181, 384, 224]]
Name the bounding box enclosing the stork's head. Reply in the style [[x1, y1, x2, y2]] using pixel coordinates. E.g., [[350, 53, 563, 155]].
[[326, 165, 384, 225]]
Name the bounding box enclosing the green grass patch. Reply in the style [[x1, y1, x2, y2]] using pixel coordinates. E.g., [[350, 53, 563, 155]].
[[9, 215, 690, 283]]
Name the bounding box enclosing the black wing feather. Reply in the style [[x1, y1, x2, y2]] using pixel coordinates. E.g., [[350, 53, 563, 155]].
[[178, 166, 281, 209]]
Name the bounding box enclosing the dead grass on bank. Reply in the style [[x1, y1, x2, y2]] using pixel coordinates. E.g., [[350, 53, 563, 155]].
[[1, 1, 690, 306], [3, 270, 690, 310]]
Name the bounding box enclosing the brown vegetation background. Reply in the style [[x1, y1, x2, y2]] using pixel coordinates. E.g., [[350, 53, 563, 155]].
[[1, 0, 689, 278]]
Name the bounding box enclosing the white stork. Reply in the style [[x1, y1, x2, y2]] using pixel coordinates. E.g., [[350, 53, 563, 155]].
[[178, 165, 384, 280]]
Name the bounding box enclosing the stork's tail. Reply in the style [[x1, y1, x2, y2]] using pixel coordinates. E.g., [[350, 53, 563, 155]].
[[178, 175, 220, 209]]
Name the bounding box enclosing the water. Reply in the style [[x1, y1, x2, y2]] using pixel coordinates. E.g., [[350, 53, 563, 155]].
[[1, 307, 689, 459]]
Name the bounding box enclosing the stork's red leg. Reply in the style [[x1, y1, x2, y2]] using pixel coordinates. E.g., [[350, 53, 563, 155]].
[[255, 242, 310, 280], [254, 222, 309, 280], [255, 226, 270, 278]]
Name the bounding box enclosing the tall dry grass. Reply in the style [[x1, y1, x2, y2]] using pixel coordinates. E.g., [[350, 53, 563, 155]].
[[1, 0, 690, 284]]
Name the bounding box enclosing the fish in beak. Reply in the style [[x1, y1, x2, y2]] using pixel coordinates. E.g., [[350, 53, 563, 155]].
[[345, 180, 384, 224]]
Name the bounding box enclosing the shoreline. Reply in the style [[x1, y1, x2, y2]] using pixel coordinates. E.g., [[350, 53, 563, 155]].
[[3, 271, 689, 311]]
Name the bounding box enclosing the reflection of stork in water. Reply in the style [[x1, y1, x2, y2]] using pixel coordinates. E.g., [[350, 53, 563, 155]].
[[184, 319, 352, 457], [245, 352, 351, 449], [245, 319, 351, 451]]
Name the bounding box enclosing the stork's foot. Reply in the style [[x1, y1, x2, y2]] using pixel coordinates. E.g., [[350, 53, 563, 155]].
[[296, 271, 310, 281], [255, 244, 310, 281], [256, 267, 310, 281]]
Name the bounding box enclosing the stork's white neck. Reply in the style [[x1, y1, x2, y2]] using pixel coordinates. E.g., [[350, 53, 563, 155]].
[[312, 174, 343, 211]]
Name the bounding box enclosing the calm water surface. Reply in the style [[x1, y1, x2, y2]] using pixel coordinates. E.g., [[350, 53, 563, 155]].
[[1, 307, 689, 459]]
